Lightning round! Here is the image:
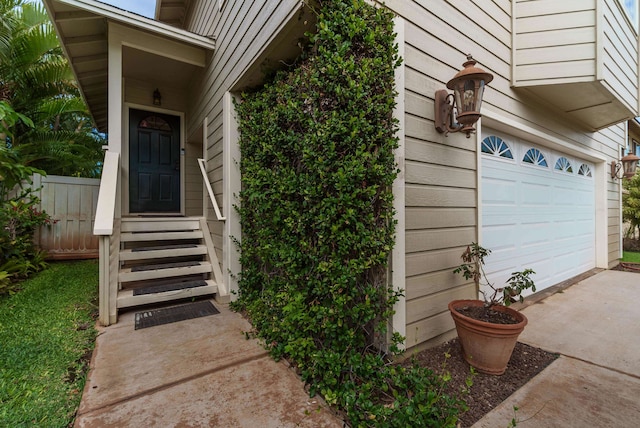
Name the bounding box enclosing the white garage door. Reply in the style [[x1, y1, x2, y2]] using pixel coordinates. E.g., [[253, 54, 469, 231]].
[[481, 130, 596, 295]]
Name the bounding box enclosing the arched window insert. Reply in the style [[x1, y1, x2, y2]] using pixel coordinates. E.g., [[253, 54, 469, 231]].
[[139, 116, 172, 131], [554, 157, 573, 173], [522, 148, 548, 167], [578, 164, 593, 177], [481, 135, 513, 159]]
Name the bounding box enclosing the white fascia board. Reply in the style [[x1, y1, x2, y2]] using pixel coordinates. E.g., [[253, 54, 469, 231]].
[[53, 0, 215, 50]]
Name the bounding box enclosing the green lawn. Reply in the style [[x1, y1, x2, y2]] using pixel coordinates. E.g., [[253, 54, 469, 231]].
[[0, 260, 98, 427], [621, 251, 640, 263]]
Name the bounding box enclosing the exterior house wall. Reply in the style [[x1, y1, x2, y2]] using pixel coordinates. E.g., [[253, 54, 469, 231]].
[[514, 0, 597, 84], [182, 0, 307, 294], [185, 141, 204, 217], [512, 0, 638, 130], [180, 0, 631, 350], [514, 0, 638, 111], [600, 0, 638, 112]]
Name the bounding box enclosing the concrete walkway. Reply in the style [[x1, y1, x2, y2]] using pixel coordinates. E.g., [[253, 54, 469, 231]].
[[473, 269, 640, 427], [76, 269, 640, 427], [74, 302, 344, 427]]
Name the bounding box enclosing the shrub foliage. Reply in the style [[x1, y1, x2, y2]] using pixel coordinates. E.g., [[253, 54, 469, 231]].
[[623, 173, 640, 238], [234, 1, 465, 425], [1, 103, 51, 294]]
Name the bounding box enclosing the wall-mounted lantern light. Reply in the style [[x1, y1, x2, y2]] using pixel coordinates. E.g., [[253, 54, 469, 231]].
[[153, 88, 162, 106], [435, 55, 494, 138], [611, 153, 639, 179]]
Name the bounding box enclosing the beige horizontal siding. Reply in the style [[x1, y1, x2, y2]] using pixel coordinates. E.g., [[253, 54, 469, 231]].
[[405, 227, 476, 254], [601, 0, 639, 112], [405, 270, 470, 300], [515, 43, 595, 66], [514, 0, 596, 85], [406, 285, 474, 324], [184, 147, 203, 217], [517, 60, 596, 82], [181, 0, 628, 351], [517, 0, 596, 17], [405, 207, 476, 230], [517, 27, 596, 50], [517, 10, 595, 33], [385, 0, 627, 350]]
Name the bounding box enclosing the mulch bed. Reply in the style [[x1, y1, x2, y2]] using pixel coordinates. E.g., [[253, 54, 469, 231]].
[[612, 262, 640, 273], [405, 338, 559, 427]]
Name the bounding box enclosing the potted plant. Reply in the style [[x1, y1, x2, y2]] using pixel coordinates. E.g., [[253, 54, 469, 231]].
[[449, 243, 536, 375]]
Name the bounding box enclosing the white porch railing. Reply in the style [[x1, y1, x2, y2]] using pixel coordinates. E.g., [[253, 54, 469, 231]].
[[197, 158, 226, 221], [94, 151, 120, 326], [94, 151, 120, 235]]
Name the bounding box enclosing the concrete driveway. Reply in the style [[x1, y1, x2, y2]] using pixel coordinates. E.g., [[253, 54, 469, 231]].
[[474, 269, 640, 427]]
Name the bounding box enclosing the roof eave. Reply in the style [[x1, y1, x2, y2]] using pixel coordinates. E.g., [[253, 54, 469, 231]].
[[49, 0, 214, 50]]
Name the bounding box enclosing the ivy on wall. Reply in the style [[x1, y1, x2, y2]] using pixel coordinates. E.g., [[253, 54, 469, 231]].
[[234, 0, 464, 425]]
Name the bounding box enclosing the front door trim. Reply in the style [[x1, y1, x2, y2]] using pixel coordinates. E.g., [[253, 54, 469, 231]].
[[123, 103, 185, 216]]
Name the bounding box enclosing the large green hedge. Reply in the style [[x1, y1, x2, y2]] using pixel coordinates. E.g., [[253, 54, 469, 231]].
[[234, 1, 465, 425]]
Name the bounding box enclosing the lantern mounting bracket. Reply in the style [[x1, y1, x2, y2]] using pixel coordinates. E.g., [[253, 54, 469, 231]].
[[435, 90, 460, 136], [611, 154, 640, 179], [434, 54, 493, 139]]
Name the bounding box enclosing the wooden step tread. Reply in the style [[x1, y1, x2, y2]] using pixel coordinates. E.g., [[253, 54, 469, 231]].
[[120, 230, 203, 242], [119, 245, 207, 261], [131, 260, 201, 272], [133, 280, 208, 296], [132, 244, 199, 252], [119, 262, 212, 283], [121, 217, 202, 233], [117, 281, 217, 309]]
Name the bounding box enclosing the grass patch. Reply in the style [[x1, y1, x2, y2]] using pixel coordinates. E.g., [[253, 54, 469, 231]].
[[0, 260, 98, 427], [621, 251, 640, 263]]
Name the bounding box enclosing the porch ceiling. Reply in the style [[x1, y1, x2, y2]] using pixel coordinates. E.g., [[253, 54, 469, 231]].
[[43, 0, 215, 133]]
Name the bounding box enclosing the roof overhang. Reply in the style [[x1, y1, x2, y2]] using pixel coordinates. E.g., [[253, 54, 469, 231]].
[[43, 0, 215, 132], [155, 0, 191, 28]]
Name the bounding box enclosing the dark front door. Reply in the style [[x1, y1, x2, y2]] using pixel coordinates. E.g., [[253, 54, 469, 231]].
[[129, 109, 181, 213]]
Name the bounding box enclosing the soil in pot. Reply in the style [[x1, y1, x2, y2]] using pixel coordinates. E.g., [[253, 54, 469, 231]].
[[455, 305, 518, 324]]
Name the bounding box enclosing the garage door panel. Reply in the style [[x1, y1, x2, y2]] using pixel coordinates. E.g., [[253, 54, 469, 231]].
[[521, 182, 552, 206], [553, 187, 579, 205], [482, 225, 517, 251], [481, 130, 595, 295], [483, 178, 517, 204], [520, 223, 553, 247]]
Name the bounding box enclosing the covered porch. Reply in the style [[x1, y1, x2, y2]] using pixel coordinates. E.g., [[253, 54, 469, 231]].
[[44, 0, 227, 325]]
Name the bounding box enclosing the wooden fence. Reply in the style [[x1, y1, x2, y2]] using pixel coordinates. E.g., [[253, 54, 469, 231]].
[[32, 174, 100, 259]]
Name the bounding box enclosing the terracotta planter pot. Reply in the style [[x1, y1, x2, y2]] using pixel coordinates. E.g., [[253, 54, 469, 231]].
[[448, 299, 528, 375]]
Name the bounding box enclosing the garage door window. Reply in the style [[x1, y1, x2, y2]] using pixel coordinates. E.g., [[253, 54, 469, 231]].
[[578, 163, 593, 177], [523, 148, 548, 167], [481, 135, 513, 159], [554, 157, 573, 173]]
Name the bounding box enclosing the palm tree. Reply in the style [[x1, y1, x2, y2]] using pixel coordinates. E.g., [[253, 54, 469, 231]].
[[0, 0, 104, 177]]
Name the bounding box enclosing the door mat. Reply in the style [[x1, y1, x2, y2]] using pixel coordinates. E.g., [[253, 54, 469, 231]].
[[134, 301, 219, 330], [133, 280, 208, 296]]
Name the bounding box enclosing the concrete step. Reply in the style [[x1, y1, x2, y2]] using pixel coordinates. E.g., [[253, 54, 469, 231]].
[[116, 280, 217, 308]]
